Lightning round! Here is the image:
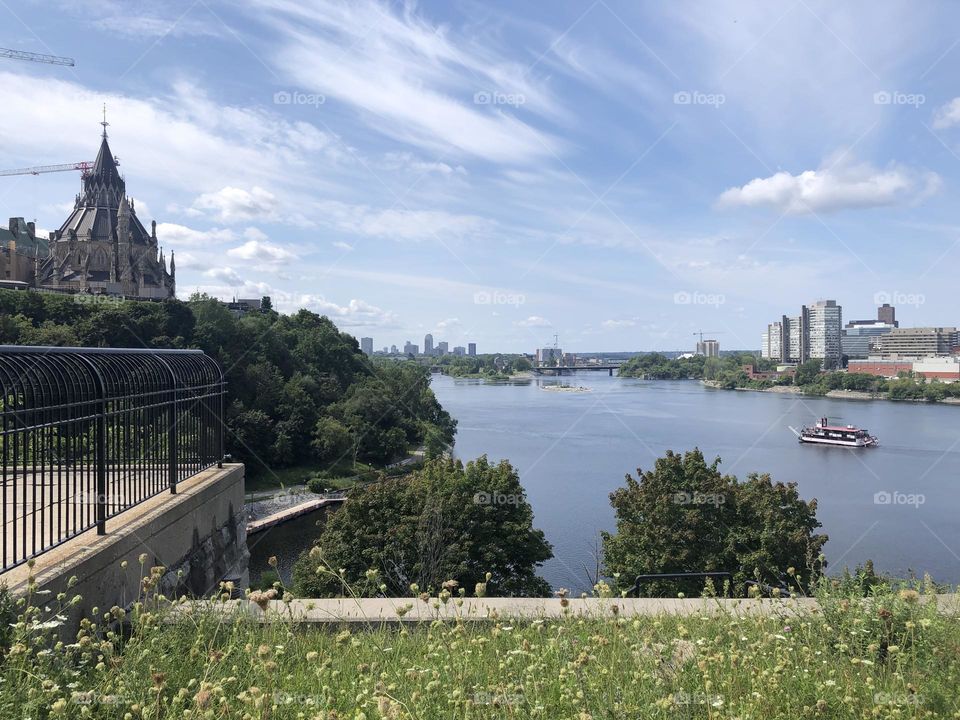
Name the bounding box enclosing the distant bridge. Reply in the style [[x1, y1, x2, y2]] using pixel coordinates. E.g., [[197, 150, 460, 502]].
[[533, 365, 621, 376]]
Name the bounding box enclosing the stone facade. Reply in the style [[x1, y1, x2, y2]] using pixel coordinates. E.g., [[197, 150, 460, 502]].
[[36, 129, 175, 299]]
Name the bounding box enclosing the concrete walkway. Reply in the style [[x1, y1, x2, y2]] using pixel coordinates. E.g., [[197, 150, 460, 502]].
[[166, 594, 960, 624], [245, 495, 344, 535]]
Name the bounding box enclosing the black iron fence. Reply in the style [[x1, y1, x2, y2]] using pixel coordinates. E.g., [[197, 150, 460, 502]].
[[1, 346, 225, 572]]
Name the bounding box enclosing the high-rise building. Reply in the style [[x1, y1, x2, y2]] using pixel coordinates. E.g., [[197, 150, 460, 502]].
[[536, 347, 562, 366], [806, 300, 842, 369], [786, 314, 807, 363], [877, 303, 898, 327], [403, 341, 419, 355], [696, 339, 720, 357], [763, 313, 807, 364], [437, 341, 449, 355], [761, 321, 783, 360], [424, 333, 434, 355], [453, 346, 466, 356], [390, 344, 398, 354], [360, 337, 373, 356], [468, 342, 476, 356]]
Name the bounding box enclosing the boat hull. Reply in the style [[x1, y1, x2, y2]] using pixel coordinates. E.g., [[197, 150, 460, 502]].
[[799, 435, 876, 447]]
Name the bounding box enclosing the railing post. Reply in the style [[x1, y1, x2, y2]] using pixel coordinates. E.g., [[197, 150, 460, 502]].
[[217, 382, 224, 468], [95, 393, 107, 535], [168, 384, 178, 494]]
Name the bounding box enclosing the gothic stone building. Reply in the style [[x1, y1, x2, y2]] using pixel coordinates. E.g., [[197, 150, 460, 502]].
[[37, 131, 175, 298]]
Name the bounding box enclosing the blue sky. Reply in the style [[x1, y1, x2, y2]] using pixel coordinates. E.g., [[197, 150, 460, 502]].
[[2, 0, 959, 353]]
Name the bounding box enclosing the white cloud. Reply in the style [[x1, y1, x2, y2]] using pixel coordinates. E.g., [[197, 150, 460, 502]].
[[227, 239, 297, 265], [516, 316, 552, 328], [381, 152, 467, 176], [316, 200, 492, 241], [158, 222, 236, 247], [601, 318, 638, 329], [290, 296, 399, 328], [436, 318, 462, 332], [191, 187, 278, 223], [252, 0, 563, 164], [717, 157, 941, 214], [332, 241, 353, 252], [933, 98, 960, 129], [204, 267, 245, 285]]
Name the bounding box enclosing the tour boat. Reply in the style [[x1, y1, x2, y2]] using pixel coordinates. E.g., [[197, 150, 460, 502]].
[[794, 417, 878, 448]]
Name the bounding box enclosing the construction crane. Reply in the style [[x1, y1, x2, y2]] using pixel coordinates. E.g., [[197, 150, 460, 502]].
[[692, 331, 724, 343], [0, 47, 75, 66], [0, 161, 94, 178]]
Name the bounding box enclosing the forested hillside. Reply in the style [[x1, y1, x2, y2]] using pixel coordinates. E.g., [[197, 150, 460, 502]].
[[0, 290, 456, 476]]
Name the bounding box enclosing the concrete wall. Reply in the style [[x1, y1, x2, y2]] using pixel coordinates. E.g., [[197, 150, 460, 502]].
[[2, 464, 247, 634]]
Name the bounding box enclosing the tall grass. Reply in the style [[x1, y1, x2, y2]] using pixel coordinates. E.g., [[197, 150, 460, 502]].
[[0, 563, 957, 718]]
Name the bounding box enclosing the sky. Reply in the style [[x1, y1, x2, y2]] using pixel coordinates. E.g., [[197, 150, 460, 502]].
[[1, 0, 959, 353]]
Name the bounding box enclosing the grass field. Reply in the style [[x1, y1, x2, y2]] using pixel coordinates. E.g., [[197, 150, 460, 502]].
[[1, 572, 958, 719]]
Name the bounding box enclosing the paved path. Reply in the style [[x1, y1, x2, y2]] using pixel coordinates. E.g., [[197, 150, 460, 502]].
[[168, 594, 960, 624]]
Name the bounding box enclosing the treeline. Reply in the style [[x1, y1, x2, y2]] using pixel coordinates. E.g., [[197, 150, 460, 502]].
[[432, 353, 532, 377], [0, 290, 456, 476], [619, 351, 960, 402], [618, 352, 769, 380]]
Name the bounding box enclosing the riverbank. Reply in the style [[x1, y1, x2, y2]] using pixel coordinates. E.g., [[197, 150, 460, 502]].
[[702, 379, 960, 405]]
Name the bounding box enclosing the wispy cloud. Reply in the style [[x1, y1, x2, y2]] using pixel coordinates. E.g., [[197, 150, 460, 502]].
[[249, 0, 564, 164]]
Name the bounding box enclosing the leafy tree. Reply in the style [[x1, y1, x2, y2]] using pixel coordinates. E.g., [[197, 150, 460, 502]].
[[292, 456, 553, 597], [602, 449, 826, 596], [310, 417, 355, 465], [794, 359, 823, 386], [512, 357, 532, 371]]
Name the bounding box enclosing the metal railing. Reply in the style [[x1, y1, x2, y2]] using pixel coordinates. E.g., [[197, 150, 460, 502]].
[[1, 346, 225, 572]]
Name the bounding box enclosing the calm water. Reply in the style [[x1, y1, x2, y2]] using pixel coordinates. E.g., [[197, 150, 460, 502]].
[[431, 374, 960, 593]]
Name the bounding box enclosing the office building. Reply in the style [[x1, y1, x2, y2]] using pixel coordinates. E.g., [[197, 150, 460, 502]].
[[390, 344, 398, 354], [869, 327, 959, 359], [806, 300, 842, 369], [468, 342, 476, 356], [878, 303, 898, 327], [841, 322, 894, 360], [424, 333, 434, 356], [696, 339, 720, 357], [536, 347, 562, 366], [360, 337, 373, 356], [453, 346, 466, 356], [403, 341, 419, 355], [437, 341, 449, 355]]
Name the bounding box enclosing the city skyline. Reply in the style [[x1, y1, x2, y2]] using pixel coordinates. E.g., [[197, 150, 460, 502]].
[[2, 1, 960, 352]]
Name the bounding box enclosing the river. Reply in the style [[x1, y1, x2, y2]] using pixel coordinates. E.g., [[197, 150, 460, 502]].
[[249, 373, 960, 594], [431, 373, 960, 593]]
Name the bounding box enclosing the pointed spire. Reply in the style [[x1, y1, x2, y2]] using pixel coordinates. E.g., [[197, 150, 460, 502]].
[[101, 103, 109, 139]]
